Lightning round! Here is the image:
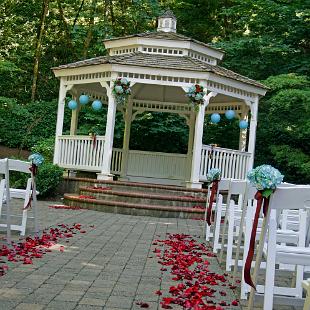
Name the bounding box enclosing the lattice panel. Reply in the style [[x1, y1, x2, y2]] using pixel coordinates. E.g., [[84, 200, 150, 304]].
[[132, 100, 192, 114], [206, 103, 244, 115]]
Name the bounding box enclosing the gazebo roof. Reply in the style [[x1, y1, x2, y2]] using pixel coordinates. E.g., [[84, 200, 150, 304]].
[[53, 52, 267, 89], [103, 31, 223, 53]]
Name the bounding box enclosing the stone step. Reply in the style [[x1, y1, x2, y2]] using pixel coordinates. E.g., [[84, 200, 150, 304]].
[[62, 177, 208, 198], [79, 186, 207, 208], [64, 194, 205, 219]]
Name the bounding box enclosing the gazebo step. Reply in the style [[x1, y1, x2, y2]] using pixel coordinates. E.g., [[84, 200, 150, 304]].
[[61, 177, 208, 198], [79, 186, 207, 208], [64, 194, 205, 219]]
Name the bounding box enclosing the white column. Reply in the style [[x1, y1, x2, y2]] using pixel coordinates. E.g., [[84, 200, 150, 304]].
[[97, 85, 117, 180], [53, 78, 69, 164], [120, 99, 133, 179], [247, 96, 259, 170], [186, 112, 196, 181], [187, 92, 217, 188]]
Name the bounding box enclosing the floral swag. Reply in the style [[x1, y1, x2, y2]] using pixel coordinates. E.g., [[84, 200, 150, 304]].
[[186, 84, 206, 108], [112, 77, 131, 105]]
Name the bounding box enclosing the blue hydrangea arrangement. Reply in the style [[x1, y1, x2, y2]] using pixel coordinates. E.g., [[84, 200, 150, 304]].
[[186, 84, 206, 107], [206, 168, 221, 183], [28, 153, 44, 166], [247, 164, 284, 197], [112, 77, 131, 105]]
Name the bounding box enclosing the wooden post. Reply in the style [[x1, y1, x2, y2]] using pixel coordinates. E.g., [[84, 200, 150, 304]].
[[70, 94, 80, 135], [239, 106, 249, 152], [247, 96, 259, 170], [98, 82, 117, 180]]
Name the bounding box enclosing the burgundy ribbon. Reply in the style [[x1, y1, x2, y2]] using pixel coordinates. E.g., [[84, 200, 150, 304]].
[[244, 191, 270, 289], [92, 134, 97, 148], [23, 164, 37, 210], [206, 180, 219, 226]]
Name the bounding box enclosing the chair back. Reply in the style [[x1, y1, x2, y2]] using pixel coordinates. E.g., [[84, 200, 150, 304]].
[[218, 178, 231, 191], [8, 159, 31, 174], [269, 186, 310, 211]]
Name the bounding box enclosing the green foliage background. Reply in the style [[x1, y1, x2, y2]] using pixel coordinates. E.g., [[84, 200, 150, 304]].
[[0, 0, 309, 183]]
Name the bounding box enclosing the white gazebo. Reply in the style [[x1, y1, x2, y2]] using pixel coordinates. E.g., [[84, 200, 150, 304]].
[[52, 10, 267, 189]]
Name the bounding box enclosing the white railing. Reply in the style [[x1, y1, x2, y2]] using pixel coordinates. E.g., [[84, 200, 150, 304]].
[[200, 145, 251, 180], [57, 135, 106, 171], [127, 150, 187, 180], [111, 148, 123, 174]]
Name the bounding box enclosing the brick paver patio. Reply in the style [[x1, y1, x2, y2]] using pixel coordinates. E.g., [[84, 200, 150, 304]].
[[0, 200, 302, 310]]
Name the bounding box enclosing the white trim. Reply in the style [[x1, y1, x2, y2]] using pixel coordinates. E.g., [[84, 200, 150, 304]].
[[209, 73, 267, 96], [190, 42, 224, 60], [53, 64, 112, 77]]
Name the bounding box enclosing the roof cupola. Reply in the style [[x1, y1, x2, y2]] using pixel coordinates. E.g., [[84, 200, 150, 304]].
[[157, 9, 177, 33]]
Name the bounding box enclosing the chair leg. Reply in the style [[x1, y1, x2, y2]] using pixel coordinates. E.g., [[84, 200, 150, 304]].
[[226, 201, 234, 271], [233, 203, 247, 281], [213, 196, 223, 253]]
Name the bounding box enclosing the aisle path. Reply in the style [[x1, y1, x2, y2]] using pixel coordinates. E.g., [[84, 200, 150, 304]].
[[0, 200, 297, 310]]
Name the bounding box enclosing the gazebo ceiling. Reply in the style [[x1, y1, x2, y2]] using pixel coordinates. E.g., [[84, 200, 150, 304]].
[[73, 82, 243, 106]]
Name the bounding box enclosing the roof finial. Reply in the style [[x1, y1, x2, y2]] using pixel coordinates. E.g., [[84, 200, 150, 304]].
[[157, 9, 177, 33]]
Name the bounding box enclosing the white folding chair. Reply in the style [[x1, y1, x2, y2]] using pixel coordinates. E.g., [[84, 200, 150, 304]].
[[205, 178, 231, 241], [247, 186, 310, 309], [216, 180, 247, 260], [0, 158, 38, 237]]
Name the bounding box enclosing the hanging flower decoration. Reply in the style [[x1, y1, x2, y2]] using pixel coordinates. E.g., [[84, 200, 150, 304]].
[[24, 153, 44, 210], [247, 164, 283, 198], [244, 164, 283, 290], [112, 77, 131, 105], [186, 84, 206, 108], [206, 168, 221, 226], [206, 168, 221, 184], [28, 153, 44, 175]]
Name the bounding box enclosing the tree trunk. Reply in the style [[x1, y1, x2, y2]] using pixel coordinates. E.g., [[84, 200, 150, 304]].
[[72, 0, 85, 31], [31, 0, 49, 101], [83, 0, 96, 59], [57, 0, 76, 56]]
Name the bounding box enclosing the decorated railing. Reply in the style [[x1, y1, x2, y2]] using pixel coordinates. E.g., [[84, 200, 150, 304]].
[[200, 145, 251, 180], [56, 135, 106, 171], [127, 150, 187, 180]]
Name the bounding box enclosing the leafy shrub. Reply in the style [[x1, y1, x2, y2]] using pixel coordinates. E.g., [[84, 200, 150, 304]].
[[31, 137, 55, 162], [36, 162, 64, 197]]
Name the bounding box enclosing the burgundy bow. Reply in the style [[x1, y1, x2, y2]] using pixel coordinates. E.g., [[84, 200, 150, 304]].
[[206, 180, 219, 226], [244, 191, 270, 289]]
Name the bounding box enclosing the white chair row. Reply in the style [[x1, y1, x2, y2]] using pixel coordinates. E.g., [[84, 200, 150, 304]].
[[0, 158, 39, 242], [204, 178, 310, 309]]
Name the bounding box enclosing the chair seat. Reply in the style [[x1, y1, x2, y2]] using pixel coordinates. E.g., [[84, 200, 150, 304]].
[[264, 245, 310, 265]]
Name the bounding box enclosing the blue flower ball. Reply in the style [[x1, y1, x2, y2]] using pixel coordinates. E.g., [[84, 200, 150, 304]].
[[225, 109, 235, 120], [92, 100, 102, 111], [211, 113, 221, 124], [68, 100, 78, 110], [79, 94, 89, 105], [239, 120, 248, 129], [114, 85, 124, 94]]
